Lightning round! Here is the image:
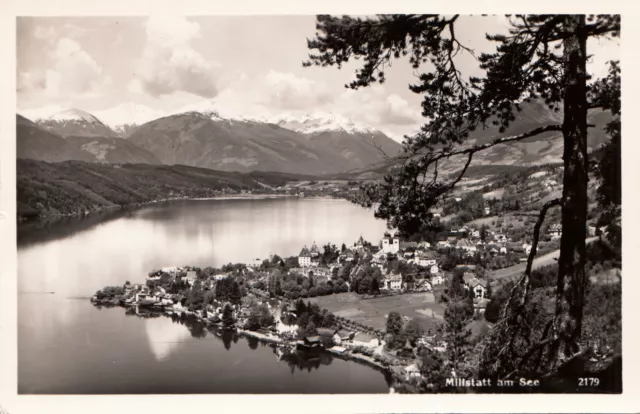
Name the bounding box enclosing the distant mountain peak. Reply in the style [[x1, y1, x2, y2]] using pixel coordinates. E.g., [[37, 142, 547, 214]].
[[46, 108, 101, 124], [174, 100, 379, 134], [34, 108, 117, 138]]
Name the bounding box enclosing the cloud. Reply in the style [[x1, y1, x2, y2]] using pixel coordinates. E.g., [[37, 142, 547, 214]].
[[18, 37, 110, 100], [132, 16, 218, 98], [336, 86, 422, 128], [213, 70, 333, 113], [19, 104, 67, 121], [259, 71, 333, 109], [185, 71, 422, 139]]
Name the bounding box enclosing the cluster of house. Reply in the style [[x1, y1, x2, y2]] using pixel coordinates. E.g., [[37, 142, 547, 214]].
[[290, 233, 448, 294], [430, 225, 530, 258], [111, 266, 237, 309]]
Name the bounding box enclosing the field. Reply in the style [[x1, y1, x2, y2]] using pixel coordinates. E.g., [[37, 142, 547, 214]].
[[309, 292, 446, 332]]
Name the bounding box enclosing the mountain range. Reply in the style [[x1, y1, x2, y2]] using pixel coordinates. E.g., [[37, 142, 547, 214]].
[[17, 114, 161, 165], [17, 99, 613, 177], [18, 106, 404, 175]]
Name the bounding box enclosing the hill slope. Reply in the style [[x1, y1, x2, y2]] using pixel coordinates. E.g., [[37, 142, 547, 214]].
[[16, 159, 312, 219], [63, 136, 161, 164], [17, 115, 96, 162], [334, 103, 612, 180]]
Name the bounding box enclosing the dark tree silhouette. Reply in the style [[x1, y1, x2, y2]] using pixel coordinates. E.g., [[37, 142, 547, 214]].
[[305, 14, 620, 379], [222, 304, 235, 330]]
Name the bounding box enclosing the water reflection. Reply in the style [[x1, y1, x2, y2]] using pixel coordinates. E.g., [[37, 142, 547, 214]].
[[125, 308, 390, 384], [247, 336, 259, 350], [19, 198, 391, 394]]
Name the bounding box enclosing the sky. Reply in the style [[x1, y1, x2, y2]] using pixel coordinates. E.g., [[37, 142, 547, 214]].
[[17, 15, 620, 140]]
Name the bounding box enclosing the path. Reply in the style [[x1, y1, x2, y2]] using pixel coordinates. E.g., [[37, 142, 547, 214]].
[[491, 236, 599, 284]]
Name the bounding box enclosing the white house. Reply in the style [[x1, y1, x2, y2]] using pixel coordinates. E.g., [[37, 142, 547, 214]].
[[405, 364, 422, 380], [214, 273, 230, 281], [384, 272, 402, 290], [417, 251, 438, 267], [499, 246, 508, 255], [464, 276, 488, 299], [430, 264, 439, 275], [522, 243, 532, 255], [381, 232, 400, 254], [298, 246, 311, 267], [484, 207, 491, 215], [432, 274, 445, 285], [184, 270, 197, 286]]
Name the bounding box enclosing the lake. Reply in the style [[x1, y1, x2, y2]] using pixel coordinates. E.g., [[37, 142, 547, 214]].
[[17, 197, 392, 394]]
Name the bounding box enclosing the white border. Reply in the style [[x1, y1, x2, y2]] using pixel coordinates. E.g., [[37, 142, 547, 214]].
[[1, 1, 639, 413]]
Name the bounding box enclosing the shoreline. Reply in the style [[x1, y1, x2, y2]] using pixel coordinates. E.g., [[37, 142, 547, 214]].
[[236, 328, 388, 372], [19, 193, 344, 222], [92, 298, 395, 377]]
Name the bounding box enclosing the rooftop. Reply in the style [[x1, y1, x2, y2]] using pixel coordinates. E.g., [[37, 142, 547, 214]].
[[309, 241, 321, 254], [317, 328, 338, 337]]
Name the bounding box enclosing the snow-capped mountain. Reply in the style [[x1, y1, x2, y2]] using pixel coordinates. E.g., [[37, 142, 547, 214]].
[[33, 108, 118, 138], [273, 112, 379, 135], [174, 100, 382, 135], [18, 103, 404, 174], [93, 103, 167, 138], [47, 108, 101, 123], [175, 100, 267, 125]]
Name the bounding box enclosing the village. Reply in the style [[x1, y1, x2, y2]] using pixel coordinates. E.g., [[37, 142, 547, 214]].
[[90, 210, 579, 389]]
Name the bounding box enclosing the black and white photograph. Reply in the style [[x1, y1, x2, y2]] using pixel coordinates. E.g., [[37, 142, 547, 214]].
[[1, 5, 632, 408]]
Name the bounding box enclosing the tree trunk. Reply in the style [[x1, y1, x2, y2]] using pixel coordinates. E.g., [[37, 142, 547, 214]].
[[553, 14, 589, 361]]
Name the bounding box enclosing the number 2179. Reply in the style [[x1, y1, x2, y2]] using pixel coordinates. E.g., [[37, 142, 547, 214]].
[[578, 377, 600, 386]]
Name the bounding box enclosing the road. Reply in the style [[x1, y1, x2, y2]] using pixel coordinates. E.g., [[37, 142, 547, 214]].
[[490, 236, 599, 284]]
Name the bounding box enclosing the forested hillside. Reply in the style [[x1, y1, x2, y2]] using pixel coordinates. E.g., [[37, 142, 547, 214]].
[[17, 159, 310, 220]]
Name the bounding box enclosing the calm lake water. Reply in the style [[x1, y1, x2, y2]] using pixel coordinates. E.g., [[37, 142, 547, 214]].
[[18, 197, 392, 394]]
